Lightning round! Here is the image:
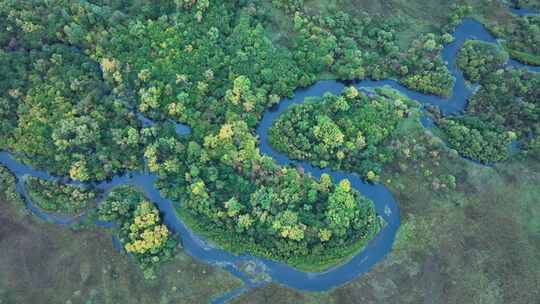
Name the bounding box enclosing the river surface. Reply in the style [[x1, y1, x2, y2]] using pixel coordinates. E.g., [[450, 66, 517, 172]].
[[0, 17, 538, 301], [510, 5, 538, 16]]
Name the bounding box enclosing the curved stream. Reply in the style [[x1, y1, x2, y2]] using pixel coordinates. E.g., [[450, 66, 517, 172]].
[[0, 18, 538, 299], [510, 5, 538, 16]]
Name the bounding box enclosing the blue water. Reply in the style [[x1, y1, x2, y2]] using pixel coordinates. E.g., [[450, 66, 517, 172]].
[[420, 116, 436, 128], [0, 17, 538, 302], [510, 5, 538, 16]]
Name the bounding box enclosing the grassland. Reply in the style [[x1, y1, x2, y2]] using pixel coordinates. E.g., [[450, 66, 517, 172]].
[[0, 200, 242, 304]]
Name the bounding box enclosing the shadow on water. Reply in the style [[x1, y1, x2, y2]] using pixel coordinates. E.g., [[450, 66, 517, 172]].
[[0, 17, 539, 303]]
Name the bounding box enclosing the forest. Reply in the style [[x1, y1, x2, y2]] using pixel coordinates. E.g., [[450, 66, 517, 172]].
[[0, 0, 390, 273], [98, 186, 177, 280], [146, 120, 382, 270], [1, 0, 540, 291], [0, 165, 26, 214], [24, 176, 99, 215], [268, 87, 417, 181], [436, 39, 540, 163], [501, 15, 540, 65]]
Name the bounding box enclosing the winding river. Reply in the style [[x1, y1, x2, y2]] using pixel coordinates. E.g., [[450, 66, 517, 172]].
[[510, 5, 539, 16], [0, 17, 538, 301]]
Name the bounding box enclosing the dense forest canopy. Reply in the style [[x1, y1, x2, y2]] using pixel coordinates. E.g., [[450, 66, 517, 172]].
[[24, 176, 99, 215], [98, 186, 177, 280], [268, 87, 418, 181], [436, 39, 540, 163]]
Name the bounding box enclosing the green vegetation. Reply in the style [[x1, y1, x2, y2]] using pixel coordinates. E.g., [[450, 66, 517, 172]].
[[456, 40, 509, 82], [269, 87, 417, 180], [98, 186, 177, 280], [95, 6, 302, 130], [438, 116, 515, 163], [0, 1, 520, 275], [152, 120, 381, 271], [466, 68, 540, 138], [0, 44, 143, 181], [24, 176, 99, 215], [138, 118, 383, 271], [0, 165, 27, 215], [232, 122, 540, 304], [276, 2, 457, 96], [437, 39, 539, 163], [502, 15, 540, 65], [480, 7, 540, 66], [509, 0, 540, 9], [1, 0, 540, 299]]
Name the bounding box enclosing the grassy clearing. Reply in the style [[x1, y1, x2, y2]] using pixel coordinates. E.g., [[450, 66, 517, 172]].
[[0, 200, 242, 304]]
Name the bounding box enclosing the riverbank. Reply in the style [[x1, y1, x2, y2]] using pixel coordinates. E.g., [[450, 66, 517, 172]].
[[176, 205, 384, 273]]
